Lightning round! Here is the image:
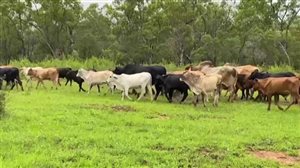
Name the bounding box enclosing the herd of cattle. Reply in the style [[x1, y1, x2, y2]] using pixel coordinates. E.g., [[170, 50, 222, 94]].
[[0, 61, 299, 111]]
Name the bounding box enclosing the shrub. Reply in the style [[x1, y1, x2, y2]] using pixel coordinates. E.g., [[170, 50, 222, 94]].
[[266, 64, 295, 73], [11, 57, 115, 70]]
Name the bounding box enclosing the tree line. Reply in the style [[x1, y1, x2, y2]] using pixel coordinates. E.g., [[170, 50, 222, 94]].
[[0, 0, 300, 68]]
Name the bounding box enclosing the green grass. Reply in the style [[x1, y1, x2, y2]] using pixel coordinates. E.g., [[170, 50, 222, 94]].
[[0, 81, 300, 167]]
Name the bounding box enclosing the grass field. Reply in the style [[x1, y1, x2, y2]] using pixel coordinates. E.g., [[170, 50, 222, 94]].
[[0, 81, 300, 167]]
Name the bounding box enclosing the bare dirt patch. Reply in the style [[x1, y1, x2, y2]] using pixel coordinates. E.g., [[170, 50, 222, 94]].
[[197, 147, 226, 161], [146, 112, 170, 120], [110, 105, 136, 112], [250, 150, 300, 165], [80, 104, 136, 112]]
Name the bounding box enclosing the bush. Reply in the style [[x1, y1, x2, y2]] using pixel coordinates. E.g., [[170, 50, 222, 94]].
[[266, 65, 295, 73], [0, 92, 5, 118], [10, 57, 115, 70]]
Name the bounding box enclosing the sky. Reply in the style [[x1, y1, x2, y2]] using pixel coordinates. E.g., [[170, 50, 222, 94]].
[[81, 0, 113, 8]]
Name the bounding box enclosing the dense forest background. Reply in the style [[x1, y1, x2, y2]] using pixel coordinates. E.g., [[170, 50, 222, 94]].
[[0, 0, 299, 67]]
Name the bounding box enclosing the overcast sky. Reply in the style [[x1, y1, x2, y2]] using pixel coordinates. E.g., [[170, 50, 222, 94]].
[[81, 0, 113, 8]]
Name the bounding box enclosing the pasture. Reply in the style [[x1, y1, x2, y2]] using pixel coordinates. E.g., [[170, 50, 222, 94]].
[[0, 81, 300, 167]]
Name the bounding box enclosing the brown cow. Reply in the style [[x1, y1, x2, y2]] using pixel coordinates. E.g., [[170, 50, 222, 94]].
[[180, 70, 222, 107], [27, 68, 59, 89], [253, 77, 300, 111]]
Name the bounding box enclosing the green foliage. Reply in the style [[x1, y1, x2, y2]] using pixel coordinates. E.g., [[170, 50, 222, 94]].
[[1, 0, 300, 67]]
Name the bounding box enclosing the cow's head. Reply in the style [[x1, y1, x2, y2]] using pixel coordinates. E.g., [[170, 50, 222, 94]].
[[107, 74, 118, 82], [112, 67, 124, 75], [27, 68, 34, 75], [248, 69, 260, 80], [76, 68, 86, 77]]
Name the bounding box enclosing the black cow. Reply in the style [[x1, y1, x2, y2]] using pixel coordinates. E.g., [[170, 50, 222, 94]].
[[0, 67, 23, 91], [65, 70, 86, 92], [57, 67, 72, 86], [57, 67, 72, 78], [154, 74, 189, 103], [248, 70, 295, 80], [113, 64, 167, 95]]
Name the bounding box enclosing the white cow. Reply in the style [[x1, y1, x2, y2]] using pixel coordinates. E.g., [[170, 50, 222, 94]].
[[76, 68, 113, 93], [107, 72, 153, 101]]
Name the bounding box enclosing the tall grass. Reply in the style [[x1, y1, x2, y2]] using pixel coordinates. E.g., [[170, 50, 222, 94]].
[[9, 58, 298, 73], [10, 57, 115, 70]]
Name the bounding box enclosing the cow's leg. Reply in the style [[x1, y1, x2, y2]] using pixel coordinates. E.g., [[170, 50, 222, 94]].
[[193, 95, 199, 106], [88, 84, 93, 94], [137, 86, 146, 101], [164, 87, 170, 102], [168, 89, 174, 103], [97, 84, 100, 93], [41, 80, 47, 89], [65, 79, 69, 86], [10, 80, 16, 90], [57, 78, 61, 86], [180, 90, 188, 103], [285, 93, 299, 111], [233, 87, 239, 100], [52, 79, 58, 89], [213, 90, 220, 107], [255, 91, 262, 101], [201, 93, 207, 107], [241, 88, 246, 100], [121, 91, 125, 101], [36, 80, 42, 89], [154, 85, 162, 101], [267, 95, 272, 111], [18, 80, 24, 91], [227, 87, 235, 102], [285, 101, 295, 111], [245, 88, 250, 100], [274, 94, 283, 111], [124, 87, 132, 100], [147, 84, 153, 101]]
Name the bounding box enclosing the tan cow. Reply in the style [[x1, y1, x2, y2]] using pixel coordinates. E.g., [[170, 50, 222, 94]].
[[76, 68, 113, 93], [197, 66, 238, 102], [184, 61, 238, 101], [20, 67, 43, 87], [180, 70, 222, 107], [27, 68, 59, 89]]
